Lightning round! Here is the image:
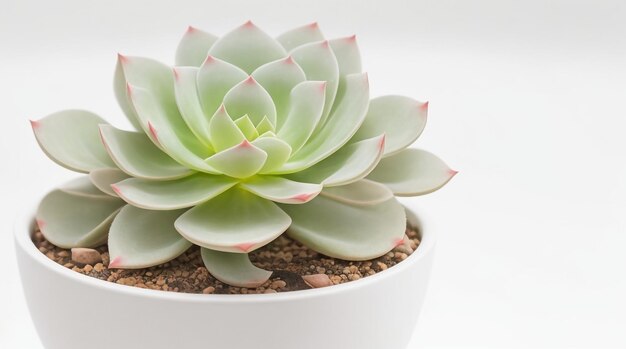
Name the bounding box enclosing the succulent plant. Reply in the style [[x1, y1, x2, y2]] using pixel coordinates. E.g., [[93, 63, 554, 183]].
[[31, 22, 456, 288]]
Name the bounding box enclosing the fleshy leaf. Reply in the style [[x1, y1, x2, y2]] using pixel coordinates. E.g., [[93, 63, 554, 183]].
[[205, 140, 267, 179], [367, 148, 457, 196], [251, 136, 292, 174], [320, 179, 393, 205], [36, 178, 124, 248], [255, 116, 275, 135], [201, 249, 271, 288], [89, 168, 129, 197], [207, 105, 246, 152], [99, 125, 193, 180], [175, 189, 291, 253], [329, 36, 362, 77], [251, 57, 306, 128], [175, 26, 218, 66], [173, 67, 212, 147], [328, 36, 362, 114], [112, 174, 238, 210], [114, 55, 181, 133], [234, 115, 259, 140], [279, 195, 406, 260], [278, 73, 370, 172], [277, 81, 326, 153], [239, 176, 322, 204], [128, 85, 217, 173], [31, 110, 115, 173], [209, 21, 287, 74], [108, 206, 191, 268], [287, 134, 384, 186], [290, 40, 339, 127], [60, 176, 112, 199], [223, 76, 277, 126], [276, 22, 325, 52], [352, 96, 428, 156], [196, 56, 248, 118]]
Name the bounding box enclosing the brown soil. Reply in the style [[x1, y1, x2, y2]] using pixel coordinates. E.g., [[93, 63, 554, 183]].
[[33, 224, 420, 294]]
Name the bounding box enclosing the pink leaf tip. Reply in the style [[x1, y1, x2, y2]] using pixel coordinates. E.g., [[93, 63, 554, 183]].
[[36, 219, 45, 229], [244, 75, 257, 85], [125, 82, 133, 96], [291, 192, 316, 202], [393, 237, 405, 248], [110, 184, 122, 196], [308, 21, 319, 30], [117, 53, 128, 64], [173, 67, 180, 81], [108, 256, 123, 268], [29, 119, 40, 129], [238, 139, 253, 148], [204, 55, 216, 64], [186, 25, 197, 33], [235, 242, 256, 252], [243, 20, 255, 28], [420, 101, 429, 112], [346, 34, 357, 42], [147, 121, 159, 144], [284, 55, 295, 64], [448, 169, 459, 177], [378, 135, 386, 151], [321, 40, 330, 48]]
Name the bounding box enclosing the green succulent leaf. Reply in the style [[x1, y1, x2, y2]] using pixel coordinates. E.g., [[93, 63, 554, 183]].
[[234, 115, 259, 140], [223, 77, 277, 126], [205, 140, 267, 179], [175, 27, 218, 67], [89, 168, 130, 197], [113, 174, 238, 210], [209, 21, 287, 74], [287, 134, 384, 186], [255, 116, 275, 135], [36, 177, 124, 248], [31, 110, 115, 173], [352, 96, 428, 156], [196, 56, 248, 118], [320, 179, 393, 206], [172, 67, 213, 147], [201, 249, 272, 288], [291, 40, 339, 127], [251, 135, 292, 174], [328, 36, 362, 114], [367, 148, 457, 196], [239, 176, 322, 204], [279, 72, 370, 173], [277, 81, 326, 154], [207, 105, 246, 152], [108, 206, 191, 269], [175, 189, 291, 253], [114, 55, 181, 132], [60, 176, 112, 199], [127, 85, 217, 173], [279, 194, 406, 260], [99, 125, 193, 180], [276, 22, 325, 52], [251, 57, 306, 127]]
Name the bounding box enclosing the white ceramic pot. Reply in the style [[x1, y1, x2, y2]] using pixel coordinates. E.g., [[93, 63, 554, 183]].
[[15, 203, 436, 349]]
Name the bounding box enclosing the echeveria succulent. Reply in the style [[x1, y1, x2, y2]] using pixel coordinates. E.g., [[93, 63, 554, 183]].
[[32, 22, 456, 288]]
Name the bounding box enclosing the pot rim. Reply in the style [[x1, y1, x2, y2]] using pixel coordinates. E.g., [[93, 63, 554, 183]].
[[14, 198, 435, 304]]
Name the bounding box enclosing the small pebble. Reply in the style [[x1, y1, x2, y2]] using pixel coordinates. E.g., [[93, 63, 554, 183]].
[[203, 286, 215, 294], [71, 248, 102, 266], [270, 280, 287, 289], [302, 274, 333, 288]]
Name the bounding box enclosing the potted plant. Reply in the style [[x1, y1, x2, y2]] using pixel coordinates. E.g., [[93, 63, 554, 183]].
[[15, 22, 455, 349]]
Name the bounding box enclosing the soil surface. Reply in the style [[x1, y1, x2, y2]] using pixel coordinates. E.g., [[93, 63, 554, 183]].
[[33, 224, 420, 294]]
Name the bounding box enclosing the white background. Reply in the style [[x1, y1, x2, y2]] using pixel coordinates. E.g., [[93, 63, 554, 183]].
[[1, 0, 625, 348]]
